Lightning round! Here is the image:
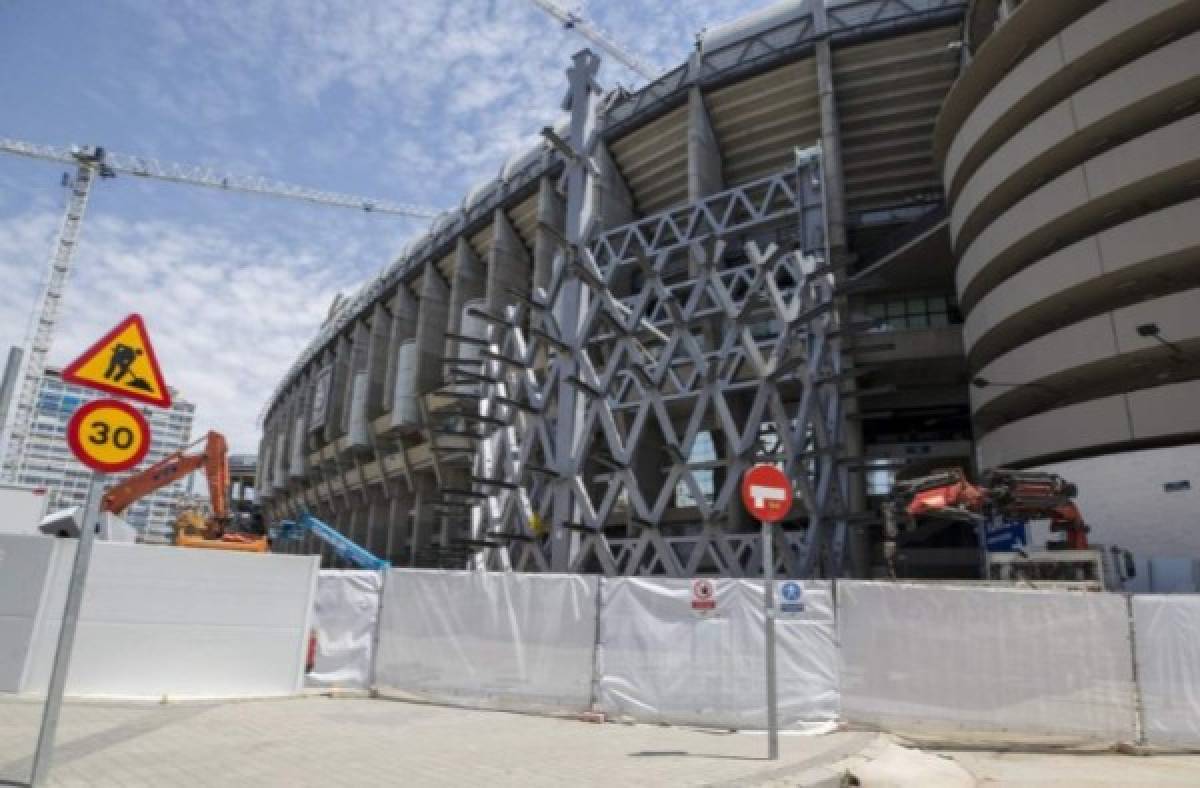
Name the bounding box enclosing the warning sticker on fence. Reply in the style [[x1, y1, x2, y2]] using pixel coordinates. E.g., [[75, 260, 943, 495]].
[[691, 578, 717, 616]]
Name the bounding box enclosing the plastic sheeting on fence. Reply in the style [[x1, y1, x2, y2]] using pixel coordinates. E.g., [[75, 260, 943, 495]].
[[837, 582, 1137, 743], [374, 570, 599, 713], [307, 570, 383, 689], [21, 540, 319, 700], [596, 578, 838, 730], [1132, 595, 1200, 749]]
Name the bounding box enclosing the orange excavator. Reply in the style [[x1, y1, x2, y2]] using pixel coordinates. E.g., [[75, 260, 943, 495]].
[[101, 430, 267, 552]]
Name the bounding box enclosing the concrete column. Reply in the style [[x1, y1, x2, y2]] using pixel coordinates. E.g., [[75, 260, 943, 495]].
[[687, 86, 724, 202], [437, 466, 471, 553], [815, 0, 865, 575], [383, 284, 419, 417], [813, 3, 847, 253], [364, 490, 385, 560], [446, 238, 486, 362], [385, 490, 410, 566], [486, 208, 532, 318], [409, 471, 438, 566], [414, 264, 450, 397], [365, 302, 392, 420], [345, 321, 371, 449], [322, 338, 351, 445], [592, 139, 636, 233], [533, 176, 565, 297]]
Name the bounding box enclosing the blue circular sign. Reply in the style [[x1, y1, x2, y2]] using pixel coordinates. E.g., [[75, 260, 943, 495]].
[[780, 581, 802, 602]]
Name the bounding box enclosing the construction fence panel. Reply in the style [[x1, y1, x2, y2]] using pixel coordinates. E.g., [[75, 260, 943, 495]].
[[0, 534, 57, 693], [837, 581, 1137, 743], [1132, 595, 1200, 749], [22, 541, 319, 700], [307, 570, 383, 690], [373, 570, 599, 713], [595, 578, 839, 729]]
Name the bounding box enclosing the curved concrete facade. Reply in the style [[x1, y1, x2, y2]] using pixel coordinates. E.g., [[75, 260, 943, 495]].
[[938, 0, 1200, 468], [257, 0, 976, 572]]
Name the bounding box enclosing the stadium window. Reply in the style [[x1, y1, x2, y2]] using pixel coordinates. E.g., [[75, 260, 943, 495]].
[[865, 294, 960, 332]]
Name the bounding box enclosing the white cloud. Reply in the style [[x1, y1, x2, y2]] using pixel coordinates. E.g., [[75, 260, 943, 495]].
[[0, 206, 379, 454], [3, 0, 771, 464]]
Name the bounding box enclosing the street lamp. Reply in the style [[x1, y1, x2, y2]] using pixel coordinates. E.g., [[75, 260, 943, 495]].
[[1136, 323, 1185, 358], [971, 376, 1064, 398]]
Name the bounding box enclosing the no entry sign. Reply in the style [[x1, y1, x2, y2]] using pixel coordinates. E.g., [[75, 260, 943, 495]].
[[741, 464, 793, 523]]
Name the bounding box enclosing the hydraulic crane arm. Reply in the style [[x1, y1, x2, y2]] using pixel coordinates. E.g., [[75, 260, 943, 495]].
[[102, 431, 230, 521], [276, 512, 390, 570]]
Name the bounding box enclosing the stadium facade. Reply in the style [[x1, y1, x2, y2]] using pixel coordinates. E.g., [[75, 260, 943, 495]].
[[258, 0, 1200, 574]]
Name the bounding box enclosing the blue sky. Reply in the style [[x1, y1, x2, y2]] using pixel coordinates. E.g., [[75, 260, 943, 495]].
[[0, 0, 764, 452]]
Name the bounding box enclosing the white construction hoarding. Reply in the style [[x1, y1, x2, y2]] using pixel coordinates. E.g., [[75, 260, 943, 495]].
[[837, 581, 1137, 742], [595, 577, 838, 729], [6, 535, 319, 700], [307, 570, 383, 689], [1132, 595, 1200, 749], [374, 570, 599, 713]]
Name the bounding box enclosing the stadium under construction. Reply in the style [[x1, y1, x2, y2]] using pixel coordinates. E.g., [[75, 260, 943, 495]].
[[258, 0, 1200, 579]]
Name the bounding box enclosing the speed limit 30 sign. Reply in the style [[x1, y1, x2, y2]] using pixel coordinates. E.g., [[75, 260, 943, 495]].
[[66, 399, 151, 473]]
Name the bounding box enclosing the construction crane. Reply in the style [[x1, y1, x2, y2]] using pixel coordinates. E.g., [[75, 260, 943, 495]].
[[0, 138, 439, 483], [527, 0, 658, 81]]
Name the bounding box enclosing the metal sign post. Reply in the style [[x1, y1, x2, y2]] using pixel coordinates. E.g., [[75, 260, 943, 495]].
[[29, 471, 105, 786], [761, 518, 779, 760], [741, 463, 794, 761]]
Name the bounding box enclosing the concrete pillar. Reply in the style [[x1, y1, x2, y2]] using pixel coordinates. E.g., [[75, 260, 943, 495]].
[[365, 490, 386, 560], [365, 302, 392, 420], [437, 466, 471, 553], [446, 238, 486, 362], [409, 472, 438, 566], [322, 338, 350, 445], [687, 86, 724, 202], [592, 139, 636, 233], [383, 284, 419, 417], [813, 3, 847, 253], [413, 264, 450, 397], [385, 491, 410, 566], [487, 208, 532, 319], [344, 321, 371, 449], [533, 176, 565, 297], [815, 0, 865, 575]]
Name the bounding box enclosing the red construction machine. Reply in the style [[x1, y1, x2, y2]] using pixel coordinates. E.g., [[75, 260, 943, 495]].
[[101, 431, 267, 552], [882, 468, 1133, 588]]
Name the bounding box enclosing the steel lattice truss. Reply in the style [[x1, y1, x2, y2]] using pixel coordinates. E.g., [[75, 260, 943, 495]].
[[444, 153, 851, 577]]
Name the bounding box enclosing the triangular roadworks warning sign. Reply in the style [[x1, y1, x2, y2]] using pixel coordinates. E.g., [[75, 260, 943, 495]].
[[62, 313, 172, 408]]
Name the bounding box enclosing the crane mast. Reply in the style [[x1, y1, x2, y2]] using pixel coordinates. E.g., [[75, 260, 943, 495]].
[[0, 139, 438, 483], [0, 157, 106, 481], [527, 0, 657, 81]]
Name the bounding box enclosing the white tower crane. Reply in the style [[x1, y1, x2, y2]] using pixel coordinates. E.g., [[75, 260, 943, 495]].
[[527, 0, 658, 82], [0, 138, 439, 482]]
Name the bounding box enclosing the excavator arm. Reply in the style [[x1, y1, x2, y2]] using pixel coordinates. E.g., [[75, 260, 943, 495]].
[[101, 431, 232, 536]]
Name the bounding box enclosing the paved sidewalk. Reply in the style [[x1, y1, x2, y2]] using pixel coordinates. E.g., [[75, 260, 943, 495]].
[[942, 749, 1200, 787], [0, 695, 871, 787]]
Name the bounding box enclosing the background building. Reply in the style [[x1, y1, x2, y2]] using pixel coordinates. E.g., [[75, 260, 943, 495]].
[[14, 367, 195, 540]]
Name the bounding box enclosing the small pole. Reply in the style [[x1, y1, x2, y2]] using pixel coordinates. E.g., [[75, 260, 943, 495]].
[[762, 519, 779, 760], [30, 472, 105, 786]]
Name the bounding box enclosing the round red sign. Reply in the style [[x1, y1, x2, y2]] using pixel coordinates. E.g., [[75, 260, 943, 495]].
[[741, 464, 794, 523], [66, 399, 151, 474]]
